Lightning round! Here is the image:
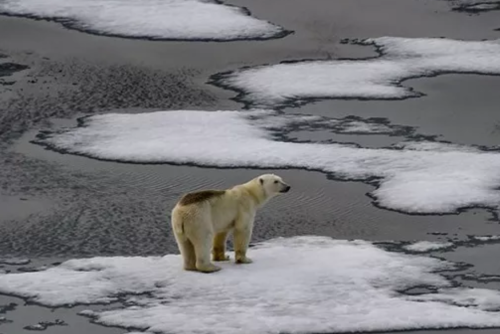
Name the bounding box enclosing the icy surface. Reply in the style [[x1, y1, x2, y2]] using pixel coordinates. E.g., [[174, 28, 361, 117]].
[[0, 0, 285, 41], [35, 109, 500, 214], [408, 288, 500, 311], [216, 37, 500, 107], [1, 236, 500, 334], [404, 241, 454, 252], [393, 141, 481, 152]]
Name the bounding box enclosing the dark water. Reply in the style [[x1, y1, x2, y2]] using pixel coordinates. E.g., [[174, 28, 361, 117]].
[[0, 294, 124, 334], [3, 127, 497, 258], [1, 0, 500, 333]]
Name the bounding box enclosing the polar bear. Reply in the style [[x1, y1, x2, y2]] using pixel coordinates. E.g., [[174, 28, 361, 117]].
[[170, 174, 291, 273]]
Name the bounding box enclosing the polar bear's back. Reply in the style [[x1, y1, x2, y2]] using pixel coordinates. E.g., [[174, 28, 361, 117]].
[[178, 190, 226, 206], [173, 188, 238, 231]]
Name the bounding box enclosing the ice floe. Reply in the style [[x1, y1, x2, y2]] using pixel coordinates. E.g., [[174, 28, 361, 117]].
[[0, 0, 287, 41], [0, 236, 500, 334], [213, 37, 500, 108], [403, 241, 454, 252], [34, 109, 500, 214]]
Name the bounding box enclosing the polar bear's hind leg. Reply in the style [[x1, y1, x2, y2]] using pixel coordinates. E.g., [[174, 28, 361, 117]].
[[212, 231, 230, 262], [177, 237, 197, 271], [190, 224, 221, 273]]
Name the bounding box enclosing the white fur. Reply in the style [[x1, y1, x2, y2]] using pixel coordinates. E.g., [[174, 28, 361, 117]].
[[170, 174, 290, 273]]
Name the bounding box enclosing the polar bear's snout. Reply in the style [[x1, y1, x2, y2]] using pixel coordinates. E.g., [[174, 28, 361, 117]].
[[280, 183, 291, 193], [258, 174, 290, 196]]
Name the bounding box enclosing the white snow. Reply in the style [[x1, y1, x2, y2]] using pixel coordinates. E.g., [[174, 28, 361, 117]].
[[1, 236, 500, 334], [35, 109, 500, 214], [218, 37, 500, 107], [0, 0, 285, 41], [404, 241, 454, 252]]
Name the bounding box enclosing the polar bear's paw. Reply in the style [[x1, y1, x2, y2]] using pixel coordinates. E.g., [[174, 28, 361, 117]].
[[236, 256, 253, 264], [196, 263, 222, 273], [213, 254, 231, 262], [183, 265, 198, 271]]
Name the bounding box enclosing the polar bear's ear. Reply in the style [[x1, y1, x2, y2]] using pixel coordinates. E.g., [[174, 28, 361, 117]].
[[259, 178, 264, 185]]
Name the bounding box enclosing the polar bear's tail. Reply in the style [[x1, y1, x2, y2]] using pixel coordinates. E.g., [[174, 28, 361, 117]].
[[171, 209, 187, 239]]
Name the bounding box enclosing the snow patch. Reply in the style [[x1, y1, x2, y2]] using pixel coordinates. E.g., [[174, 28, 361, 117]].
[[34, 109, 500, 214], [0, 0, 286, 41], [215, 37, 500, 108], [404, 241, 454, 252], [1, 236, 500, 333]]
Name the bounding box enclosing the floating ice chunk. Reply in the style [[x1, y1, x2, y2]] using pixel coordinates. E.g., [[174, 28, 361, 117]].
[[453, 1, 500, 12], [472, 235, 500, 241], [1, 236, 500, 333], [34, 110, 500, 214], [0, 316, 12, 324], [0, 0, 286, 41], [23, 320, 67, 331], [339, 121, 393, 134], [214, 37, 500, 108], [0, 257, 30, 265], [404, 241, 454, 252], [465, 3, 500, 10]]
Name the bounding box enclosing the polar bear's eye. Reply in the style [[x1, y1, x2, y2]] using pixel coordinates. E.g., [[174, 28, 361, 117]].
[[274, 181, 278, 184]]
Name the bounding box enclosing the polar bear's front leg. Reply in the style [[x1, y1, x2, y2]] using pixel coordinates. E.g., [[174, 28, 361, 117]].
[[234, 228, 253, 264], [234, 216, 254, 264]]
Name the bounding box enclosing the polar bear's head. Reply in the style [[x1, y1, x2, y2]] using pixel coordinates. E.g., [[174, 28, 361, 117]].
[[258, 173, 290, 197]]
